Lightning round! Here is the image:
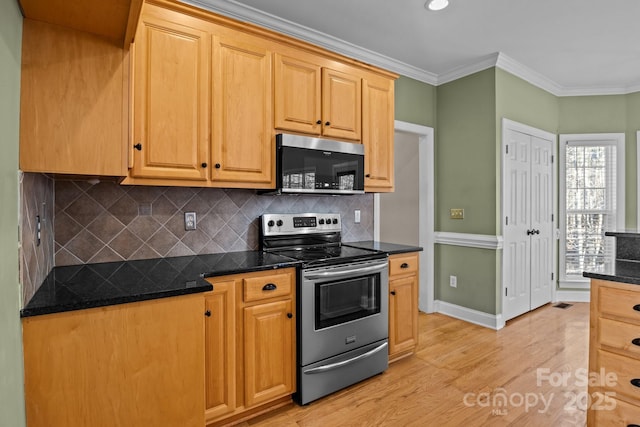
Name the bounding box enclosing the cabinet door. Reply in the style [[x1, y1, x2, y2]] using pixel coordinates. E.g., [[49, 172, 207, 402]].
[[243, 299, 294, 407], [22, 295, 204, 427], [363, 75, 395, 191], [212, 33, 274, 188], [321, 68, 361, 141], [204, 282, 236, 422], [389, 274, 418, 358], [131, 6, 210, 180], [274, 53, 322, 135]]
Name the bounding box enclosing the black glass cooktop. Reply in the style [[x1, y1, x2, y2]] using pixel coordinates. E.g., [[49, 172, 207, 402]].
[[268, 244, 386, 267]]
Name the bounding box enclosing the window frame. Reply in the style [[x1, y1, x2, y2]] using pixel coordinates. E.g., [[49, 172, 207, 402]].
[[559, 133, 625, 289]]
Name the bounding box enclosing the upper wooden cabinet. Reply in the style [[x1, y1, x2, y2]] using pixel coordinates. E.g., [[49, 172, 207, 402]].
[[274, 54, 322, 135], [274, 54, 362, 141], [363, 74, 395, 191], [211, 33, 273, 186], [19, 19, 128, 176], [130, 8, 210, 181], [125, 3, 275, 188]]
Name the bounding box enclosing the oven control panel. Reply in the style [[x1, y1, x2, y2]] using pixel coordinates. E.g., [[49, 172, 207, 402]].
[[262, 213, 341, 235]]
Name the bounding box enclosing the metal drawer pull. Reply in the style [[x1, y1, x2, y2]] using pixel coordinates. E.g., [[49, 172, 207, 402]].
[[303, 342, 388, 374], [627, 424, 640, 427], [632, 338, 640, 347], [262, 283, 277, 291], [400, 263, 409, 269], [630, 378, 640, 388]]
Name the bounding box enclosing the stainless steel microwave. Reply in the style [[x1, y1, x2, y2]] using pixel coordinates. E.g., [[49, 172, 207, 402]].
[[274, 133, 365, 195]]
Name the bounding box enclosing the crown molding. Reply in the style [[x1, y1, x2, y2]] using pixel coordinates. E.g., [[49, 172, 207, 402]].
[[181, 0, 439, 84], [436, 53, 501, 86], [179, 0, 639, 96]]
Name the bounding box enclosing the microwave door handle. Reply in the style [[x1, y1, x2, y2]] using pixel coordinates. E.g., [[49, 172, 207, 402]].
[[303, 342, 388, 375], [303, 262, 387, 280]]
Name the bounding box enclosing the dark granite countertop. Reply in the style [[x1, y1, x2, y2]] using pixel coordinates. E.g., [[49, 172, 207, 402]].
[[583, 260, 640, 286], [605, 230, 640, 238], [343, 240, 423, 255], [21, 251, 300, 317]]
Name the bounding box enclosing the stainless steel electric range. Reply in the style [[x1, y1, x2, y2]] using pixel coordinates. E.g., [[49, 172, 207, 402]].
[[260, 213, 389, 405]]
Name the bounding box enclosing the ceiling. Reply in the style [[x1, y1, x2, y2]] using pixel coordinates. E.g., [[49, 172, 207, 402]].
[[184, 0, 640, 96]]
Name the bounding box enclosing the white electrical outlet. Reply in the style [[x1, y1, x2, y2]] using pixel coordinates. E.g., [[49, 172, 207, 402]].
[[355, 210, 361, 223], [449, 275, 457, 288], [184, 212, 197, 231]]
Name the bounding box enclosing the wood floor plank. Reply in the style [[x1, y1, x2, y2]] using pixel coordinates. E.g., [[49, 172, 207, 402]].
[[245, 303, 589, 427]]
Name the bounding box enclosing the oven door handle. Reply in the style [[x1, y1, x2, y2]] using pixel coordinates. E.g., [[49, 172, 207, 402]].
[[303, 262, 387, 280], [303, 341, 388, 375]]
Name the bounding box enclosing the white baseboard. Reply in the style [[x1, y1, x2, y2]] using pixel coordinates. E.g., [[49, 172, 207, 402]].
[[554, 289, 590, 303], [434, 300, 504, 330]]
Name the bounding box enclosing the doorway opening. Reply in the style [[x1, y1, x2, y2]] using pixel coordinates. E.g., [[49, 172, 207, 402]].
[[375, 121, 434, 313]]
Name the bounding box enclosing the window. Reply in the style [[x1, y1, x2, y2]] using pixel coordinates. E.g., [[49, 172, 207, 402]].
[[559, 134, 625, 287]]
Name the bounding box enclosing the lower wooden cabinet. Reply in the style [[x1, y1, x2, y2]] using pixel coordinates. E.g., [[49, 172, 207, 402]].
[[587, 279, 640, 426], [388, 252, 419, 362], [22, 294, 204, 427], [204, 268, 296, 426]]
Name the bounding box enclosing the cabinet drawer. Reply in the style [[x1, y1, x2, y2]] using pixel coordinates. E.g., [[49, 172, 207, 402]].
[[389, 253, 418, 276], [599, 285, 640, 322], [244, 272, 292, 302], [600, 317, 640, 356], [593, 393, 640, 426], [597, 349, 640, 402]]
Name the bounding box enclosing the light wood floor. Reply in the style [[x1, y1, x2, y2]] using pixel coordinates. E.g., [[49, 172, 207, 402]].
[[246, 302, 589, 427]]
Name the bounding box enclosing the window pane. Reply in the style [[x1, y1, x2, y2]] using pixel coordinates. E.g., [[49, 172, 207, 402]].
[[585, 147, 605, 167], [584, 167, 605, 188], [585, 189, 605, 210]]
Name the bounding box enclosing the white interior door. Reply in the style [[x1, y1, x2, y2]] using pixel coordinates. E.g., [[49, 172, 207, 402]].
[[503, 125, 555, 322], [530, 136, 553, 309], [503, 129, 532, 320]]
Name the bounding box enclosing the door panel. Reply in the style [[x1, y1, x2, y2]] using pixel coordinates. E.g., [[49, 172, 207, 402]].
[[503, 129, 532, 320], [530, 136, 554, 309], [503, 128, 554, 321], [211, 34, 273, 186]]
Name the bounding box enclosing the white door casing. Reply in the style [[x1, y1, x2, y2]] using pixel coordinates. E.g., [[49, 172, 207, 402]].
[[502, 119, 555, 322]]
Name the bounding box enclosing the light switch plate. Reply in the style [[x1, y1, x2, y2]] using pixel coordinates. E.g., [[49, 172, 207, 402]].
[[354, 210, 361, 223], [450, 208, 464, 219], [184, 212, 197, 230]]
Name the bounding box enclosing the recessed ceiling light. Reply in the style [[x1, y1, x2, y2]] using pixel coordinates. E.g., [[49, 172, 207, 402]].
[[426, 0, 449, 11]]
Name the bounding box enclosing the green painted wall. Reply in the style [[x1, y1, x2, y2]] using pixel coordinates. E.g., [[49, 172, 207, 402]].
[[0, 0, 26, 425], [495, 69, 559, 137], [559, 95, 634, 228], [394, 76, 436, 128], [436, 68, 496, 234], [434, 69, 498, 314], [627, 92, 640, 228]]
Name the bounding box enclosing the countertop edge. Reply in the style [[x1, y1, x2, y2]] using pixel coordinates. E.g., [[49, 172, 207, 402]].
[[20, 284, 213, 318], [583, 272, 640, 286], [201, 261, 301, 279]]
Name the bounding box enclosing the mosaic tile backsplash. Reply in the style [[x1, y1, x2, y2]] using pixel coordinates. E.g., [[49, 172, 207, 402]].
[[54, 180, 374, 266]]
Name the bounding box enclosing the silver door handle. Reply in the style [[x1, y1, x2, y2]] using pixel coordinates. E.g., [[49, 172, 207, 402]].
[[303, 262, 387, 280], [303, 342, 388, 374]]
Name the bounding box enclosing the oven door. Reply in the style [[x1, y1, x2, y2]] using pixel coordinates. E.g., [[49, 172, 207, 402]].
[[300, 258, 388, 366]]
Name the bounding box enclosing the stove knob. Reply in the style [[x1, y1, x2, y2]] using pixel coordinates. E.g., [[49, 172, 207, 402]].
[[276, 220, 283, 227], [325, 218, 331, 224], [332, 218, 338, 224], [319, 219, 325, 225], [267, 220, 275, 227]]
